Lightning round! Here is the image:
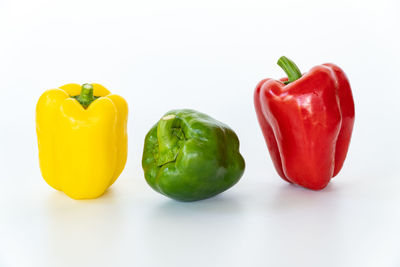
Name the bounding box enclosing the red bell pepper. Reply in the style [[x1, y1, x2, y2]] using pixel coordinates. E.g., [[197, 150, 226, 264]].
[[254, 56, 355, 190]]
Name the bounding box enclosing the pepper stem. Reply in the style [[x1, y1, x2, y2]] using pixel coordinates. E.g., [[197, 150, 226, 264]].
[[156, 114, 182, 166], [76, 83, 95, 108], [277, 56, 302, 84]]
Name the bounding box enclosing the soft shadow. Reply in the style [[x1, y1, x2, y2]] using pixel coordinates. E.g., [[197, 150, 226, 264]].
[[150, 193, 243, 218], [45, 186, 118, 205], [269, 181, 340, 211], [139, 193, 246, 259], [42, 188, 123, 266]]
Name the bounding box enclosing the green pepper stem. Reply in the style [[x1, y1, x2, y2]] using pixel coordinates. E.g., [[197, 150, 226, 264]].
[[277, 56, 302, 84], [77, 83, 95, 108], [157, 114, 181, 166]]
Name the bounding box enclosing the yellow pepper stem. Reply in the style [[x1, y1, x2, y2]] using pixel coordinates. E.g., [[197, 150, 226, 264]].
[[76, 84, 95, 108]]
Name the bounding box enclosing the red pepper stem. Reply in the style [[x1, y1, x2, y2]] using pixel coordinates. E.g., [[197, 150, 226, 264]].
[[77, 83, 95, 108], [277, 56, 302, 84]]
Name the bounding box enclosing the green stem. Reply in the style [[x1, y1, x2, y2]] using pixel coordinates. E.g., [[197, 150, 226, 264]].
[[156, 114, 183, 166], [76, 83, 95, 108], [277, 56, 302, 84]]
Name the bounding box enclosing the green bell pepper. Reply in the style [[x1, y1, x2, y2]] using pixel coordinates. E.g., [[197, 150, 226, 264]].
[[142, 109, 245, 202]]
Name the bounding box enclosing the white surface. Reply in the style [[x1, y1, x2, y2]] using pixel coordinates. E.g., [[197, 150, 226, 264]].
[[1, 0, 400, 266]]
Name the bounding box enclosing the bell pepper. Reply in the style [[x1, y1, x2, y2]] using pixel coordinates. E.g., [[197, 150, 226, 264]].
[[36, 83, 128, 199], [254, 56, 355, 190], [142, 109, 245, 201]]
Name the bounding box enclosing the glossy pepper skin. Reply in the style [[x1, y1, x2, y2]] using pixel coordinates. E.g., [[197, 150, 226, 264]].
[[142, 109, 245, 201], [36, 83, 128, 199], [254, 57, 355, 190]]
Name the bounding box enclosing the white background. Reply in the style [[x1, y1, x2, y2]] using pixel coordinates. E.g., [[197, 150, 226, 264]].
[[1, 0, 400, 266]]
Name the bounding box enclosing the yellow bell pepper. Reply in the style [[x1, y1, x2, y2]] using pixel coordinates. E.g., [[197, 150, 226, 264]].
[[36, 83, 128, 199]]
